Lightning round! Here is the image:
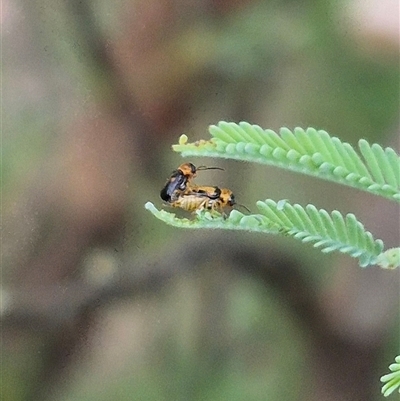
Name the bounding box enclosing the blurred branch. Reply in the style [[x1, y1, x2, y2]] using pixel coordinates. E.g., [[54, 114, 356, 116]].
[[3, 236, 391, 401], [65, 0, 154, 137]]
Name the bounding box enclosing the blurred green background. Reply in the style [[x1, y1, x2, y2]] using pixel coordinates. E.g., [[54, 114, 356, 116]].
[[3, 1, 399, 400]]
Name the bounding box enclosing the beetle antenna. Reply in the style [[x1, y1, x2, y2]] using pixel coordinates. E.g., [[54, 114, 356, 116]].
[[196, 166, 224, 171], [236, 203, 251, 213]]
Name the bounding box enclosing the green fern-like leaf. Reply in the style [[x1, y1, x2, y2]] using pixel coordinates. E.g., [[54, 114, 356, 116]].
[[145, 200, 384, 267], [381, 355, 400, 397], [173, 122, 400, 202]]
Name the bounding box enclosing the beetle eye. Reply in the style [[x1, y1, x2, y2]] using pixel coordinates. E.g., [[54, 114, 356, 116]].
[[189, 163, 196, 174]]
